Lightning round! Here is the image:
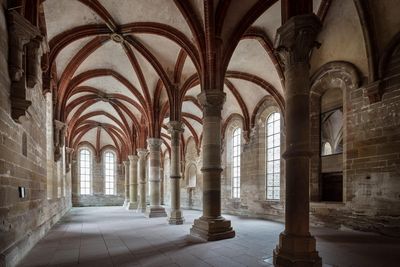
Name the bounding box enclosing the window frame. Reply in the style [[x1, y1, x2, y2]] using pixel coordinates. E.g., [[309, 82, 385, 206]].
[[266, 112, 281, 201], [103, 150, 116, 195], [79, 148, 92, 195], [231, 127, 241, 199]]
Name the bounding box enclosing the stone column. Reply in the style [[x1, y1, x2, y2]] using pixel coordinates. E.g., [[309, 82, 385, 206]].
[[273, 14, 322, 267], [137, 148, 148, 212], [145, 138, 167, 217], [160, 167, 164, 205], [127, 155, 139, 210], [190, 90, 235, 241], [168, 121, 184, 224], [123, 160, 129, 207]]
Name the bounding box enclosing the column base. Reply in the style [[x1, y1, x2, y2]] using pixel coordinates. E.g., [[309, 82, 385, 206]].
[[168, 210, 184, 225], [123, 199, 129, 208], [126, 201, 138, 210], [190, 216, 235, 241], [145, 206, 167, 218], [273, 232, 322, 267]]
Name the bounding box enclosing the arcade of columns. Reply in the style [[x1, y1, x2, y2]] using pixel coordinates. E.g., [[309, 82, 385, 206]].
[[118, 11, 322, 267]]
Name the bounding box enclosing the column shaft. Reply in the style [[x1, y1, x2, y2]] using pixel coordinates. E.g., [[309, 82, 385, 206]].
[[190, 90, 235, 241], [123, 160, 129, 207], [127, 155, 139, 210], [168, 121, 184, 224], [137, 149, 148, 212], [146, 138, 167, 217], [273, 14, 322, 267]]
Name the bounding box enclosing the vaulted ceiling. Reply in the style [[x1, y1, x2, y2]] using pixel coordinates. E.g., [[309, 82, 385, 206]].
[[41, 0, 338, 161]]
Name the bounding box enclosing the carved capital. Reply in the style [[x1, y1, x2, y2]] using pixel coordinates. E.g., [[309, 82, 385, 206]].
[[54, 120, 66, 161], [128, 155, 139, 162], [137, 148, 149, 159], [197, 90, 226, 116], [167, 121, 184, 134], [274, 14, 321, 70], [364, 80, 382, 104], [123, 160, 130, 167], [147, 138, 163, 151], [65, 147, 74, 173]]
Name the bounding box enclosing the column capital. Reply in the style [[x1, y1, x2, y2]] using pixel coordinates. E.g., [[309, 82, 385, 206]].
[[167, 121, 184, 134], [147, 138, 162, 150], [137, 148, 148, 158], [274, 14, 321, 69], [123, 160, 129, 167], [197, 90, 226, 109], [128, 154, 139, 162]]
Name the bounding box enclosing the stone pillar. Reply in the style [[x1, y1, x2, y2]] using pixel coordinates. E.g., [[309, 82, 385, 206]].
[[123, 160, 129, 207], [160, 167, 164, 205], [146, 138, 167, 217], [273, 14, 322, 267], [137, 148, 148, 212], [168, 121, 184, 224], [190, 90, 235, 241], [127, 155, 139, 210]]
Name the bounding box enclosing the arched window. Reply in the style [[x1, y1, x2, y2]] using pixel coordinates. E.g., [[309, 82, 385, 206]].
[[79, 149, 92, 195], [266, 112, 280, 200], [232, 127, 241, 199], [322, 142, 332, 155], [104, 151, 116, 195], [187, 164, 197, 188]]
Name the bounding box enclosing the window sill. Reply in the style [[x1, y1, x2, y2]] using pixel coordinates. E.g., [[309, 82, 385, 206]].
[[310, 201, 345, 208], [254, 199, 283, 204]]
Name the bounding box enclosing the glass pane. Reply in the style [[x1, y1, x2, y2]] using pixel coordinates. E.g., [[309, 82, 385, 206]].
[[274, 189, 280, 200], [267, 123, 273, 135], [268, 137, 274, 148], [267, 175, 273, 186], [273, 121, 280, 134], [274, 134, 280, 147], [267, 189, 273, 199], [274, 161, 280, 173], [267, 162, 274, 173], [267, 149, 273, 161]]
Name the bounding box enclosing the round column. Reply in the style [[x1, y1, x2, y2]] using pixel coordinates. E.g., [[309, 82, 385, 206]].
[[168, 121, 184, 224], [146, 138, 167, 217], [137, 149, 148, 212], [122, 160, 129, 207], [127, 155, 139, 210], [190, 90, 235, 241], [273, 14, 322, 267]]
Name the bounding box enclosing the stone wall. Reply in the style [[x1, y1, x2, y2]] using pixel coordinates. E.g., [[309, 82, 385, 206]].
[[0, 2, 71, 266], [71, 156, 125, 207], [180, 138, 203, 210]]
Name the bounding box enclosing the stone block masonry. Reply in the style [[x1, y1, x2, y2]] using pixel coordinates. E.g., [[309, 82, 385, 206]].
[[0, 4, 71, 266], [71, 160, 125, 207]]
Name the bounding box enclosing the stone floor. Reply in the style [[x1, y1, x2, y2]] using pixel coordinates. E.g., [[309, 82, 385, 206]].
[[18, 207, 400, 267]]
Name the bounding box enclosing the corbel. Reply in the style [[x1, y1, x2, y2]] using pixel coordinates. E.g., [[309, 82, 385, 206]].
[[364, 80, 383, 104], [7, 10, 43, 122], [54, 119, 66, 161]]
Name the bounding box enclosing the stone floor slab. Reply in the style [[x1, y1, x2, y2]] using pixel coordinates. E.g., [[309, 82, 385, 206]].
[[17, 207, 400, 267]]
